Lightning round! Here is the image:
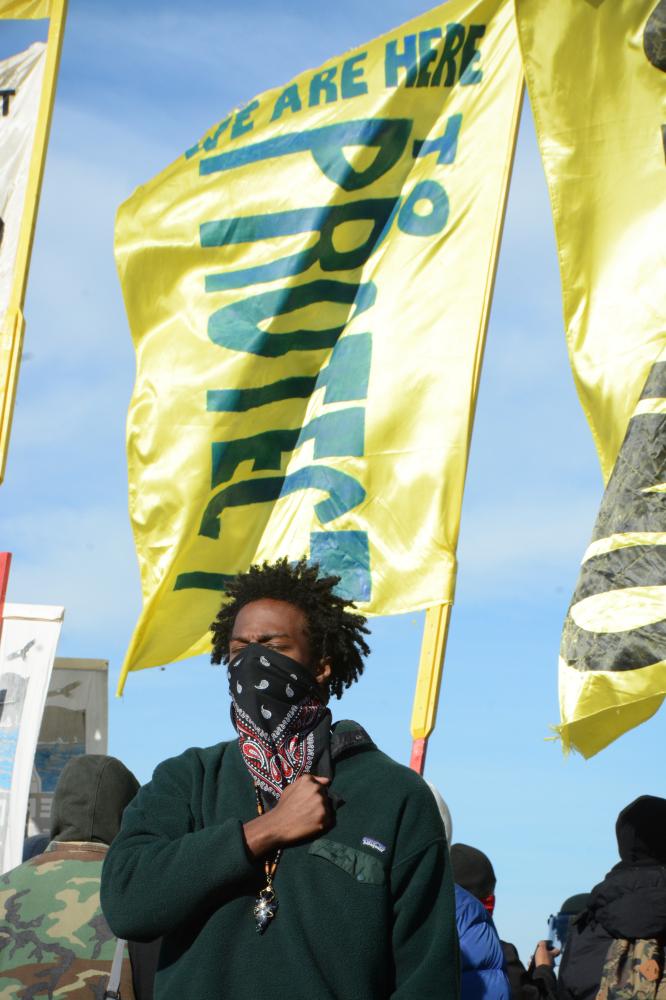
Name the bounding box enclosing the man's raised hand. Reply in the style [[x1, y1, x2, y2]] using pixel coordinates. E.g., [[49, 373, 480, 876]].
[[243, 775, 332, 859]]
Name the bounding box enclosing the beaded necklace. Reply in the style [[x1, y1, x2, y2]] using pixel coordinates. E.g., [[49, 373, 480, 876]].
[[252, 785, 282, 934]]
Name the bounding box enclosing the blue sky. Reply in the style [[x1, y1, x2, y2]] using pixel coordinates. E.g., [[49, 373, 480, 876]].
[[2, 0, 664, 962]]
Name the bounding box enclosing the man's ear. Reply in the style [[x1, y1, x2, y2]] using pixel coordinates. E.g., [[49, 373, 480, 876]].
[[313, 656, 332, 689]]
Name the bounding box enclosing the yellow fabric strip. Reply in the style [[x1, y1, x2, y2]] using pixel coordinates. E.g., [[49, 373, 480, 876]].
[[634, 398, 666, 417], [571, 586, 666, 635], [584, 532, 666, 563]]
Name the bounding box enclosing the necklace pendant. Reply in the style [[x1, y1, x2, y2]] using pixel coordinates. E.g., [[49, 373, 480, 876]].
[[254, 886, 278, 934]]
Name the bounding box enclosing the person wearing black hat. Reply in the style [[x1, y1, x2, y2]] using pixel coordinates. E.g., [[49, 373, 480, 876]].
[[451, 843, 559, 1000], [451, 844, 498, 913], [558, 795, 666, 1000]]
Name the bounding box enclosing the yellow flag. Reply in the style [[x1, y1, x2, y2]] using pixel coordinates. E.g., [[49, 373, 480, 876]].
[[0, 1, 51, 16], [516, 0, 666, 756], [117, 0, 523, 692]]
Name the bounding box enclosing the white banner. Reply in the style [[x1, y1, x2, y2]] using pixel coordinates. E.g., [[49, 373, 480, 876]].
[[0, 42, 46, 332], [0, 601, 64, 874], [29, 657, 108, 836]]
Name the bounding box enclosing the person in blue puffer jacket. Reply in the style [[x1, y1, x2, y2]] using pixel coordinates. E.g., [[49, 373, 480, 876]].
[[456, 883, 511, 1000]]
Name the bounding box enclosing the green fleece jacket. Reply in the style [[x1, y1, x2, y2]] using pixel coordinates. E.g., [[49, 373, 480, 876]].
[[101, 722, 459, 1000]]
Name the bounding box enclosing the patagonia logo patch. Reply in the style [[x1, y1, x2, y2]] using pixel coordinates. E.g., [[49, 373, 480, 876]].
[[362, 836, 387, 854]]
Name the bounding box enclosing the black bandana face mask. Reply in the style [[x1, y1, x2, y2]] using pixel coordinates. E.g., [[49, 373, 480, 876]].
[[228, 643, 332, 801]]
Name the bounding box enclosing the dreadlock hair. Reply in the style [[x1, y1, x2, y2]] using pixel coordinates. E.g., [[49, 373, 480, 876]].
[[210, 557, 370, 700]]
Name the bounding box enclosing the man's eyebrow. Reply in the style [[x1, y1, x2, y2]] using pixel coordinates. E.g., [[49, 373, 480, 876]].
[[230, 631, 290, 641]]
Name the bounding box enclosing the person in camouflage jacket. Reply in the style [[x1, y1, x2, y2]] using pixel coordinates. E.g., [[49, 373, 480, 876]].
[[0, 754, 141, 999]]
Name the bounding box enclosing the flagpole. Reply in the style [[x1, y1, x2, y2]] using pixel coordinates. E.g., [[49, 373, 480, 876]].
[[0, 552, 12, 646], [408, 79, 526, 776], [0, 0, 68, 483]]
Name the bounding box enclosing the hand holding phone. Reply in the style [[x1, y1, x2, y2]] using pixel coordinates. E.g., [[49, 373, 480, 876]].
[[533, 939, 561, 969]]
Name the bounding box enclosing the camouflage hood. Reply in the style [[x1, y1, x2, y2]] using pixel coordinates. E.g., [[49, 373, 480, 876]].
[[51, 754, 139, 845]]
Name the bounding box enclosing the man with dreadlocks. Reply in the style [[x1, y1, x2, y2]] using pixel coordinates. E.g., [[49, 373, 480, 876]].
[[101, 559, 458, 999]]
